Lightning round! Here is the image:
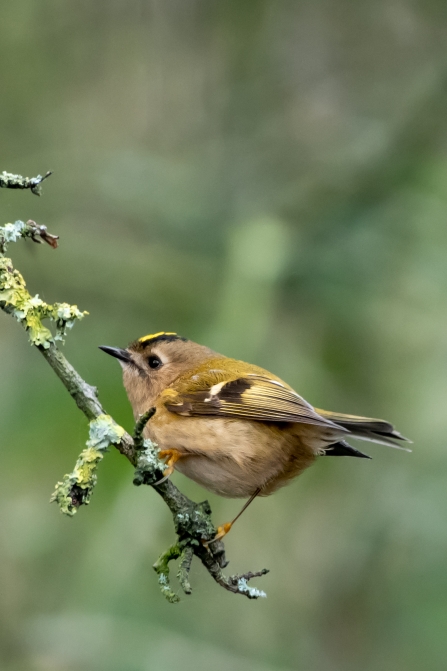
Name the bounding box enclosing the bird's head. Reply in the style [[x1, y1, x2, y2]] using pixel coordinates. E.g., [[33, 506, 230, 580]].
[[99, 332, 216, 416]]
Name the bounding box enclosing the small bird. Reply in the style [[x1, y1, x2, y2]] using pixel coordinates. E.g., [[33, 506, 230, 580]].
[[100, 332, 410, 541]]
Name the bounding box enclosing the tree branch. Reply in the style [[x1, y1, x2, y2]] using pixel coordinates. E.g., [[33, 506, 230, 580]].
[[0, 170, 52, 196], [0, 178, 269, 601]]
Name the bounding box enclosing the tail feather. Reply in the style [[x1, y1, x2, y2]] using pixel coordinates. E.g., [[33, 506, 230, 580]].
[[316, 409, 412, 452], [322, 440, 372, 459]]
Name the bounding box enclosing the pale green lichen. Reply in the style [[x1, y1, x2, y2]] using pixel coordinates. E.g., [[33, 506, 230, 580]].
[[133, 438, 164, 486], [236, 578, 267, 599], [0, 219, 59, 253], [0, 253, 86, 347], [51, 415, 126, 516], [86, 414, 125, 450], [157, 573, 180, 604], [50, 446, 104, 515], [0, 220, 27, 247], [177, 545, 193, 595], [0, 170, 52, 195], [153, 544, 182, 603], [131, 408, 164, 486]]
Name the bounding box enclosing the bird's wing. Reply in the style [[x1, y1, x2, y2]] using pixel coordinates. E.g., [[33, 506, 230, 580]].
[[164, 374, 345, 429]]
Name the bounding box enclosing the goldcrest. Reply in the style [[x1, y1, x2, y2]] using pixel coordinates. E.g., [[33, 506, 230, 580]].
[[100, 332, 409, 540]]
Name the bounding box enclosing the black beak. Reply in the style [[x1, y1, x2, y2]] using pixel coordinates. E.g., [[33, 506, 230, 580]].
[[99, 346, 132, 364]]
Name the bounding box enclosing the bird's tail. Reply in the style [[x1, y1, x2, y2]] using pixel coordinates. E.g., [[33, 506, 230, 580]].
[[316, 409, 412, 451]]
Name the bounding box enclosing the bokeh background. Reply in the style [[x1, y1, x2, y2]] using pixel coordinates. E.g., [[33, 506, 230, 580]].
[[1, 2, 447, 670]]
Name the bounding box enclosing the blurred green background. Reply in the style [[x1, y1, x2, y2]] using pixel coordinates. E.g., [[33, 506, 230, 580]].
[[1, 2, 447, 670]]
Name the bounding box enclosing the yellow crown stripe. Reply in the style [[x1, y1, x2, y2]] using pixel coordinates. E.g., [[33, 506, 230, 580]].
[[139, 332, 177, 343]]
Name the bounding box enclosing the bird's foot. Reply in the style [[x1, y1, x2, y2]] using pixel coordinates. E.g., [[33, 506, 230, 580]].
[[153, 449, 182, 485], [202, 521, 233, 548]]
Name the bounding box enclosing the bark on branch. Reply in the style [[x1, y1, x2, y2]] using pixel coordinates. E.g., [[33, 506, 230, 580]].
[[0, 176, 269, 602]]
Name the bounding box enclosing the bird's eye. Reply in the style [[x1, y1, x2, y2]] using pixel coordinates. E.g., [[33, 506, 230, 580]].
[[148, 355, 162, 369]]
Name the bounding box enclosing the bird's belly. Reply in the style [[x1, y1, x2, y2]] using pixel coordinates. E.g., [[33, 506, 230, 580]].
[[146, 414, 317, 498], [175, 454, 261, 498]]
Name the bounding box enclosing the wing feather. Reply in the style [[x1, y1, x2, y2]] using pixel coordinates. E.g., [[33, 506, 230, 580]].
[[316, 409, 411, 450], [165, 375, 345, 430]]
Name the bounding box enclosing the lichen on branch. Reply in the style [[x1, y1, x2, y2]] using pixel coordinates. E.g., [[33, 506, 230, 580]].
[[0, 221, 86, 347], [0, 170, 52, 196], [51, 415, 126, 515], [0, 219, 59, 254], [132, 408, 166, 486], [153, 544, 184, 603]]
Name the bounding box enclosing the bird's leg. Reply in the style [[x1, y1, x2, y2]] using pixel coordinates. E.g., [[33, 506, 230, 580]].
[[204, 487, 261, 547], [153, 449, 182, 485]]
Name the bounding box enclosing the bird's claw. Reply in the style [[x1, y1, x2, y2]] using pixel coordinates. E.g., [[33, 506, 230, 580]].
[[153, 449, 181, 486], [202, 522, 233, 548]]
